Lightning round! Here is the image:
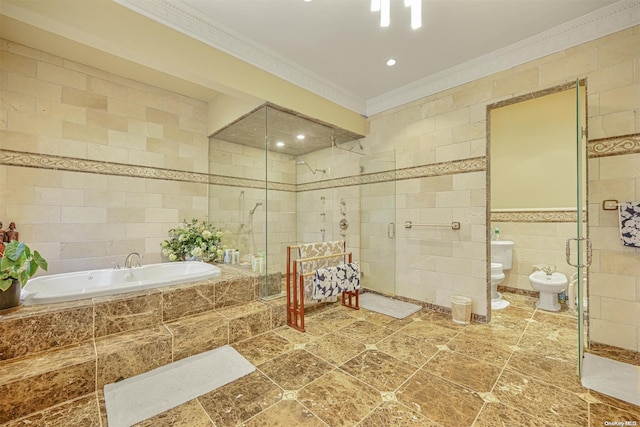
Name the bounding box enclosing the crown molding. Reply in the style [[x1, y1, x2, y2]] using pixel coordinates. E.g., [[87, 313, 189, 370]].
[[115, 0, 640, 118], [366, 0, 640, 115], [113, 0, 366, 114]]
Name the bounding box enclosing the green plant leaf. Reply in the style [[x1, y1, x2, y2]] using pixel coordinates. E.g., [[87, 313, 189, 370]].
[[17, 270, 28, 287], [33, 251, 48, 271], [4, 241, 25, 262], [0, 278, 14, 292]]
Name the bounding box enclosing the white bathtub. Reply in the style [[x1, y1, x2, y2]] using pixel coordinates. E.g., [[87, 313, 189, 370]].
[[21, 261, 221, 305]]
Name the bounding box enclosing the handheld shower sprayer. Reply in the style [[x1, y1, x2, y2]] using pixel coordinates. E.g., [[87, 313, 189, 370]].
[[297, 160, 326, 175], [249, 202, 263, 215]]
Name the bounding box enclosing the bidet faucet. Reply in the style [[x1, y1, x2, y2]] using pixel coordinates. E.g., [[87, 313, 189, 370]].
[[533, 264, 556, 275], [124, 252, 144, 268]]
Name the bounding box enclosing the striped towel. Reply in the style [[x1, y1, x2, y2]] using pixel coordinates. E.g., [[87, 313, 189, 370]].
[[312, 262, 360, 301]]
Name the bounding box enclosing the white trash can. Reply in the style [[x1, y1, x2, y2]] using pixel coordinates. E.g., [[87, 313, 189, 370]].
[[450, 296, 472, 324]]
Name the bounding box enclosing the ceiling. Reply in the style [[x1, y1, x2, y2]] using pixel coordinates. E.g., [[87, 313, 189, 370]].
[[118, 0, 634, 115], [211, 103, 366, 157]]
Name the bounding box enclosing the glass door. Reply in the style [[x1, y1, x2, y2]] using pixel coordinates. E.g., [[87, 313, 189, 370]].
[[566, 80, 589, 375], [359, 150, 396, 295]]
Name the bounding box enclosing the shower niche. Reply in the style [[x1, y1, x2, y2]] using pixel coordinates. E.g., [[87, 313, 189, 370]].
[[207, 103, 364, 299]]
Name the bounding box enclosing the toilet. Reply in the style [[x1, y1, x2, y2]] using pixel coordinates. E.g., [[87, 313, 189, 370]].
[[490, 240, 514, 310], [529, 270, 568, 311]]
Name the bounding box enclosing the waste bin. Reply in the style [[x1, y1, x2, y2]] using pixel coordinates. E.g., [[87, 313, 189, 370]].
[[450, 296, 472, 324]]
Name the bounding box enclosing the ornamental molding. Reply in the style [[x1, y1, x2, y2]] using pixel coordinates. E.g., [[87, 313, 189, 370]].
[[491, 210, 584, 223], [115, 0, 640, 116], [0, 149, 210, 183], [2, 150, 486, 193], [588, 134, 640, 158], [114, 0, 365, 114]]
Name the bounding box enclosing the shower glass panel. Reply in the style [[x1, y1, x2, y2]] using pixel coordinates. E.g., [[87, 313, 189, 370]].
[[208, 106, 269, 296], [359, 150, 396, 295], [574, 81, 588, 375], [210, 103, 364, 301]]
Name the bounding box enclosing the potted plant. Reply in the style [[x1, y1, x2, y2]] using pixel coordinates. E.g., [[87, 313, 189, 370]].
[[161, 219, 224, 263], [0, 241, 48, 310]]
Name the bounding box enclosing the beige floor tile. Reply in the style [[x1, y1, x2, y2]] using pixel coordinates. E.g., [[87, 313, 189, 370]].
[[376, 332, 440, 367], [257, 349, 333, 390], [339, 349, 419, 391], [396, 370, 485, 426], [304, 331, 366, 366], [242, 400, 326, 427], [492, 369, 588, 425], [358, 401, 442, 427], [198, 371, 282, 426], [297, 369, 381, 426], [425, 350, 502, 392], [473, 402, 553, 427], [232, 331, 294, 365]]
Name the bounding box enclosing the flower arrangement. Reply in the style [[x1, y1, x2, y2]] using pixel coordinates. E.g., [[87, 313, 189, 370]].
[[161, 219, 224, 262]]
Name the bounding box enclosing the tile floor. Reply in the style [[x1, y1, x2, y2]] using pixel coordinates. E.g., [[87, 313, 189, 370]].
[[17, 293, 640, 426], [125, 293, 640, 426]]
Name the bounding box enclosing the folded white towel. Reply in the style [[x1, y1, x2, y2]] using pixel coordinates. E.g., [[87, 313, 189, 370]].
[[312, 262, 360, 300], [619, 202, 640, 248]]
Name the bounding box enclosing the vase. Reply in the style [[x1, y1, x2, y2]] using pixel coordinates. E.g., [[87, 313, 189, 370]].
[[0, 280, 22, 310]]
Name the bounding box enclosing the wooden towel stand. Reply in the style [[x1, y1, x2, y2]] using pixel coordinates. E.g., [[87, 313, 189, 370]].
[[286, 243, 359, 332]]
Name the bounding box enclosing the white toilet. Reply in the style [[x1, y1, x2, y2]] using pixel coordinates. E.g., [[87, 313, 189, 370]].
[[529, 270, 568, 311], [491, 240, 514, 310]]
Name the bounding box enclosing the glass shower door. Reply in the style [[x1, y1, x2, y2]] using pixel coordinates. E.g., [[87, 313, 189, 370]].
[[359, 151, 396, 295], [566, 80, 589, 375]]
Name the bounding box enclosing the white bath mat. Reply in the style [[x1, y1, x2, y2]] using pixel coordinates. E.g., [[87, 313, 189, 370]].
[[104, 345, 255, 427], [359, 293, 421, 319], [581, 353, 640, 406]]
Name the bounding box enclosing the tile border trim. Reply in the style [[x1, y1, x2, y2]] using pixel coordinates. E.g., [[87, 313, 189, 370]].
[[491, 210, 582, 223], [588, 133, 640, 158], [1, 150, 485, 193]]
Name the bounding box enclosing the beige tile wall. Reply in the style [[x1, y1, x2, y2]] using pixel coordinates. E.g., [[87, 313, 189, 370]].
[[1, 24, 638, 349], [0, 40, 209, 273], [489, 221, 577, 291], [359, 26, 640, 329], [588, 150, 640, 351]]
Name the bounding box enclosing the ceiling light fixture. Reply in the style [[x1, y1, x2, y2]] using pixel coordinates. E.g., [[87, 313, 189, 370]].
[[386, 58, 397, 66], [276, 141, 285, 147], [296, 134, 305, 140], [371, 0, 421, 30]]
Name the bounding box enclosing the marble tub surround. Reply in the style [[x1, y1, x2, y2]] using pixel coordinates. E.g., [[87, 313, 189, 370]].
[[8, 292, 639, 426], [0, 265, 285, 424]]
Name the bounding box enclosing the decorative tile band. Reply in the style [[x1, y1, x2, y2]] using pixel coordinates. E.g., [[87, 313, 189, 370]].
[[588, 133, 640, 158], [491, 210, 583, 223], [2, 149, 485, 193], [297, 157, 487, 192], [0, 149, 211, 183]]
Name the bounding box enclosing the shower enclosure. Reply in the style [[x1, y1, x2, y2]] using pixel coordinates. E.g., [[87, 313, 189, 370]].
[[359, 150, 396, 295], [208, 103, 364, 299]]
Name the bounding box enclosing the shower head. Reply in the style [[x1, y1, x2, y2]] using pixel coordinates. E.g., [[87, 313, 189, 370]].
[[296, 160, 326, 175], [249, 202, 263, 215]]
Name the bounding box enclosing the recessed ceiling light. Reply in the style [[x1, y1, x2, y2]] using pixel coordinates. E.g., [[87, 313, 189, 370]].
[[276, 141, 285, 147], [386, 58, 397, 66], [297, 134, 305, 140]]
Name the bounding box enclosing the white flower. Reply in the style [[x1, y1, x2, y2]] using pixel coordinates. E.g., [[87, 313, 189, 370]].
[[191, 247, 203, 257], [202, 230, 212, 239], [168, 253, 177, 261]]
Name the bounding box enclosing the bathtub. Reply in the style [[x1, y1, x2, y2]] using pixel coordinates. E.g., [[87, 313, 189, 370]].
[[21, 261, 221, 305]]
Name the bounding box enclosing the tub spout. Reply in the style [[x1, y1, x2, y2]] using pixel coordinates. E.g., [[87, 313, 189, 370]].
[[124, 252, 144, 268]]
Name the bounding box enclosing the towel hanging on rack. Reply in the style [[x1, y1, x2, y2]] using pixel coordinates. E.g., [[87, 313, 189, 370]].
[[312, 262, 360, 300], [619, 202, 640, 248]]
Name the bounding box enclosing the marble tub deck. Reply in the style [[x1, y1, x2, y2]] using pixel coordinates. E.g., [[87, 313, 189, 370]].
[[7, 293, 639, 427]]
